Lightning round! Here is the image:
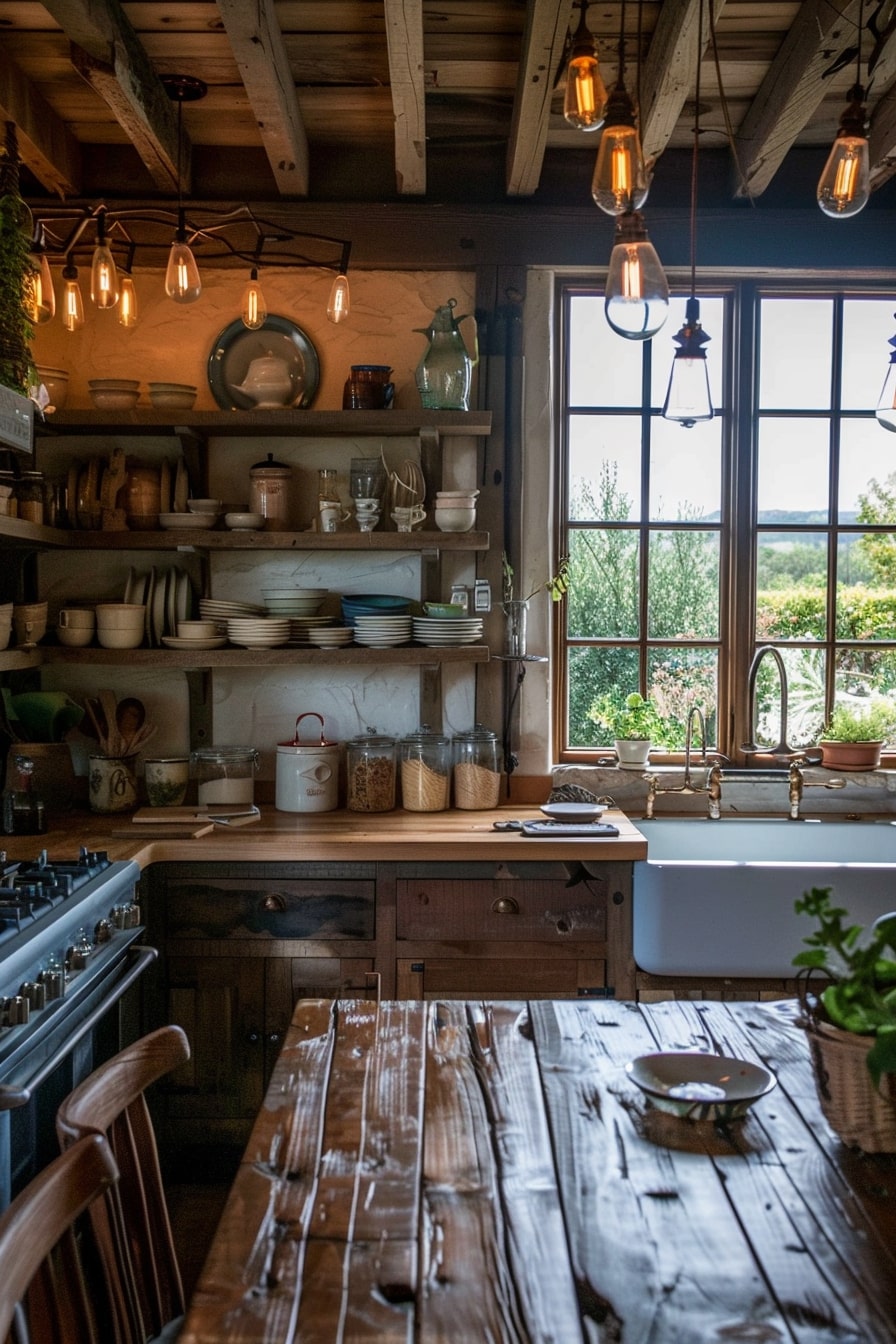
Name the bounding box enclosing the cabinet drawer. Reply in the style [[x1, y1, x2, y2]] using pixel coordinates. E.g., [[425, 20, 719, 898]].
[[163, 876, 375, 941], [396, 956, 606, 1000], [397, 878, 606, 942]]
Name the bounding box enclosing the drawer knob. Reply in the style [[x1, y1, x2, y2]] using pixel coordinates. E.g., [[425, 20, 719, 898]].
[[491, 896, 519, 915], [260, 892, 287, 912]]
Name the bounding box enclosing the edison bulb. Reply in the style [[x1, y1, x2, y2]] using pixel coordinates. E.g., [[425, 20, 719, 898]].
[[564, 55, 606, 131], [90, 241, 119, 308], [817, 133, 870, 218], [327, 272, 350, 324], [118, 275, 139, 328], [592, 122, 649, 215], [165, 239, 201, 303], [604, 212, 669, 341]]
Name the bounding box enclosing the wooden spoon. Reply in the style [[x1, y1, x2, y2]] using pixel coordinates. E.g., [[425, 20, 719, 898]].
[[98, 689, 121, 754]]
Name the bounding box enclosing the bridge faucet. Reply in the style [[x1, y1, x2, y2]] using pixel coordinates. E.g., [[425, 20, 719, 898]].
[[644, 706, 723, 819], [743, 645, 796, 760], [788, 759, 846, 819]]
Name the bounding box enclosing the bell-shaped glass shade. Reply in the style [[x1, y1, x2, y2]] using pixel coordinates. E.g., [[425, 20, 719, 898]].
[[165, 239, 202, 303], [118, 274, 139, 328], [327, 272, 350, 324], [564, 54, 606, 131], [604, 213, 669, 341], [241, 270, 267, 330], [663, 298, 713, 426], [61, 270, 85, 333], [592, 122, 649, 215], [90, 242, 119, 308], [875, 348, 896, 430], [817, 132, 870, 218], [25, 253, 55, 324]]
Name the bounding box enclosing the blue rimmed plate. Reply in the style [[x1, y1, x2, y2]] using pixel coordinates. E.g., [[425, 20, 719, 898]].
[[207, 315, 320, 411]]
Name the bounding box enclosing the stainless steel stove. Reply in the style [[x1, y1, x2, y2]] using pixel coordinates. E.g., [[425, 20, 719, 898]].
[[0, 846, 155, 1206]]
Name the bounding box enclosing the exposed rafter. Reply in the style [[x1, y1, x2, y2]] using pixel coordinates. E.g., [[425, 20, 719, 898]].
[[639, 0, 728, 165], [0, 48, 81, 196], [506, 0, 576, 197], [384, 0, 427, 195], [213, 0, 309, 198]]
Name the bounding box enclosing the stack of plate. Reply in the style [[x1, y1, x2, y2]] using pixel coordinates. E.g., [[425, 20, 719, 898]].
[[199, 598, 266, 633], [341, 594, 410, 626], [136, 565, 194, 646], [309, 626, 354, 648], [262, 587, 328, 616], [412, 616, 484, 646], [226, 617, 291, 649], [288, 615, 335, 644], [353, 614, 413, 647]]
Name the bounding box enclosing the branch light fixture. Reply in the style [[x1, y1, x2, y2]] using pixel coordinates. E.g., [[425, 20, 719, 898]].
[[817, 0, 869, 218], [663, 0, 713, 427], [563, 0, 606, 131]]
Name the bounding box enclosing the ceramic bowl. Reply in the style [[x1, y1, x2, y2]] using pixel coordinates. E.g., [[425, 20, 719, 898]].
[[434, 508, 476, 533], [36, 367, 69, 409], [188, 498, 224, 514], [224, 512, 264, 530], [423, 602, 467, 618], [149, 387, 197, 410], [89, 388, 140, 410], [625, 1052, 777, 1121], [158, 512, 218, 530], [88, 378, 140, 390]]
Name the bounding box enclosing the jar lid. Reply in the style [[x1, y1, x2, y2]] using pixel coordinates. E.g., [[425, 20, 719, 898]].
[[191, 746, 259, 763], [350, 733, 396, 747], [250, 451, 291, 472], [402, 724, 450, 745], [452, 723, 497, 742]]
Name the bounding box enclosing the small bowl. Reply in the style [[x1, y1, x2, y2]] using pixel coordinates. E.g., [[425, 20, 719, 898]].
[[88, 378, 140, 390], [539, 801, 607, 823], [89, 388, 140, 410], [224, 512, 265, 530], [188, 498, 223, 514], [149, 388, 197, 410], [36, 367, 69, 409], [625, 1052, 777, 1121], [423, 602, 467, 618], [177, 620, 221, 639], [434, 508, 476, 533]]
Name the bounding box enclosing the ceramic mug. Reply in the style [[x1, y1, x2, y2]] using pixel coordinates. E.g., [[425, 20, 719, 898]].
[[318, 500, 351, 533], [391, 505, 426, 532], [13, 601, 48, 650], [57, 607, 95, 647], [144, 757, 190, 807]]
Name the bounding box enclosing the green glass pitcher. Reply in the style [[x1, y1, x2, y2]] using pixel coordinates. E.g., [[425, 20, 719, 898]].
[[414, 298, 479, 410]]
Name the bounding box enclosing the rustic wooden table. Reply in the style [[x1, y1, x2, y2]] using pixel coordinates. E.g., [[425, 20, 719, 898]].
[[178, 997, 896, 1343]]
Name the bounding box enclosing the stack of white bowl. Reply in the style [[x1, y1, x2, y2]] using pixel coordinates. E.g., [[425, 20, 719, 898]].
[[433, 489, 479, 533], [308, 626, 353, 648], [199, 598, 266, 635]]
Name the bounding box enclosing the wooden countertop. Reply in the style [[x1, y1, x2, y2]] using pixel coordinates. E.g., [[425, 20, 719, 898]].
[[1, 807, 647, 867]]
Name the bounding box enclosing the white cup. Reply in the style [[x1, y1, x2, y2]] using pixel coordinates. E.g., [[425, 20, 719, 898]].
[[57, 608, 95, 645], [391, 505, 426, 532], [144, 757, 190, 807], [96, 603, 145, 649]]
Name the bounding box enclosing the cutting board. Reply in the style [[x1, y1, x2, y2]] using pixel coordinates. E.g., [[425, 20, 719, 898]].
[[111, 822, 215, 838]]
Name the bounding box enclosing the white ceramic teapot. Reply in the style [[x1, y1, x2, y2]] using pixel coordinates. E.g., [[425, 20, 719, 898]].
[[234, 353, 297, 408]]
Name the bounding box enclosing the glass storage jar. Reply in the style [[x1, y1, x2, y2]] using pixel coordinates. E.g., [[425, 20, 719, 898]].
[[346, 733, 397, 812], [191, 746, 259, 806], [400, 725, 451, 812], [14, 471, 45, 525], [452, 725, 501, 810], [249, 453, 293, 530]]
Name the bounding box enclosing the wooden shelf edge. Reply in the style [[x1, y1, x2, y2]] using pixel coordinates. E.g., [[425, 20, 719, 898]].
[[39, 645, 490, 667], [63, 529, 490, 551], [36, 409, 493, 438]]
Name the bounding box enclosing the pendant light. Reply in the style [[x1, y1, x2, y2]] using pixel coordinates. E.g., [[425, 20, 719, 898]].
[[663, 0, 712, 427], [118, 247, 138, 329], [162, 75, 206, 303], [563, 0, 607, 132], [875, 316, 896, 430], [27, 226, 55, 325], [817, 0, 870, 218], [89, 209, 119, 309], [61, 255, 84, 332], [591, 1, 649, 214], [327, 242, 352, 324], [604, 210, 669, 340], [240, 267, 267, 330]]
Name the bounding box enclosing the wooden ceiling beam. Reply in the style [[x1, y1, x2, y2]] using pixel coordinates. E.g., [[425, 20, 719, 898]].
[[384, 0, 426, 195], [0, 47, 81, 196], [639, 0, 728, 166], [39, 0, 183, 192], [506, 0, 576, 197], [733, 0, 863, 198], [864, 25, 896, 191], [213, 0, 309, 197]]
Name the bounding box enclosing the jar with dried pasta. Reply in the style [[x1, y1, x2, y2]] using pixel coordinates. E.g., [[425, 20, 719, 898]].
[[346, 733, 397, 812], [452, 725, 501, 810], [400, 725, 451, 812]]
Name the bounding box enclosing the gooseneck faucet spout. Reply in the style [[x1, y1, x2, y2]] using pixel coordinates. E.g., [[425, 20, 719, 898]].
[[743, 645, 796, 760]]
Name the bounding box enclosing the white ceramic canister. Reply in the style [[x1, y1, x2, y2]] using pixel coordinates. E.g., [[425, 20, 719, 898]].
[[275, 712, 340, 812]]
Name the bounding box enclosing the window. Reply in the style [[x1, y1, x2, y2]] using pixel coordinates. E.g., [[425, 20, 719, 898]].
[[556, 282, 896, 761]]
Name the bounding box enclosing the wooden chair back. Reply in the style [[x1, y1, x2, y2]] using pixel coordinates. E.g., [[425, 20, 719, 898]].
[[0, 1133, 119, 1344], [55, 1026, 191, 1344]]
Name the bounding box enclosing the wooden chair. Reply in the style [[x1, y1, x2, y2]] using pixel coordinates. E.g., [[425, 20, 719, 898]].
[[55, 1026, 191, 1344], [0, 1133, 119, 1344]]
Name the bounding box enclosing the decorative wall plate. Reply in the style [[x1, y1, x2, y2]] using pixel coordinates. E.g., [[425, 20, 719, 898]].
[[207, 315, 320, 410]]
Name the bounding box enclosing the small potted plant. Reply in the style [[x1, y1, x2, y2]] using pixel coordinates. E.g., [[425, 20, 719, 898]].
[[816, 697, 896, 771], [793, 887, 896, 1152], [589, 691, 665, 769]]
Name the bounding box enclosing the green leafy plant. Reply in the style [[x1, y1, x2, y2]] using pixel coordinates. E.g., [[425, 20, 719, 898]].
[[501, 552, 570, 604], [793, 886, 896, 1086], [588, 690, 666, 741], [0, 123, 35, 395], [819, 697, 896, 743]]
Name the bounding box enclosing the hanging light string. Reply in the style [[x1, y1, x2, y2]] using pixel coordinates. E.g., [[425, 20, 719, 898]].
[[708, 0, 753, 204], [688, 0, 703, 297]]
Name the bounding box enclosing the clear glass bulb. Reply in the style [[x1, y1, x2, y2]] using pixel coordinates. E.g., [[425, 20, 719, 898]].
[[327, 272, 350, 324], [592, 122, 649, 215], [564, 54, 606, 131], [604, 213, 669, 341], [90, 242, 119, 308], [61, 273, 84, 333], [26, 253, 55, 324], [118, 274, 139, 328], [817, 133, 870, 218], [165, 239, 202, 303], [241, 270, 267, 330]]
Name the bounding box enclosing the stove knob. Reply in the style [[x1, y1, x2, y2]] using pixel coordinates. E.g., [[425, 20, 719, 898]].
[[94, 918, 112, 943], [39, 963, 65, 1001], [22, 981, 46, 1010], [8, 996, 29, 1025]]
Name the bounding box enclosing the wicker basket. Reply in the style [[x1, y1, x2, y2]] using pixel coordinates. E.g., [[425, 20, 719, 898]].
[[806, 1017, 896, 1153]]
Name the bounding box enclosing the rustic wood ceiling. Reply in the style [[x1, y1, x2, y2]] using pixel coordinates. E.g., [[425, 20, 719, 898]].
[[2, 0, 895, 209]]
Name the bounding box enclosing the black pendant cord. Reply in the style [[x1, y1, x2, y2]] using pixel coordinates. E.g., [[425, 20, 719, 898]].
[[689, 0, 703, 299]]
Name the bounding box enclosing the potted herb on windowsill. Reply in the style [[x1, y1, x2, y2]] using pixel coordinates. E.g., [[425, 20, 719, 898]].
[[793, 887, 896, 1152], [589, 691, 665, 769], [816, 698, 896, 771]]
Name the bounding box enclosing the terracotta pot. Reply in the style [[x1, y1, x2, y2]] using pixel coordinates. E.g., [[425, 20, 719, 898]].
[[818, 739, 883, 771]]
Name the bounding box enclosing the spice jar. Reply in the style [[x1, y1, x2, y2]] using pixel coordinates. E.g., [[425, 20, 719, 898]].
[[452, 725, 501, 810], [400, 725, 451, 812], [249, 453, 293, 530], [346, 733, 397, 812], [191, 746, 259, 806], [14, 471, 45, 525]]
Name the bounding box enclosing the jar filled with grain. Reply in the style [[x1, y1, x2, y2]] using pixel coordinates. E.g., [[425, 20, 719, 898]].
[[452, 725, 501, 810], [14, 471, 45, 525], [400, 725, 451, 812], [346, 733, 397, 812]]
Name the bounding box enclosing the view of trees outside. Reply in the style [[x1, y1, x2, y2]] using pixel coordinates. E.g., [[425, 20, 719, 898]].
[[560, 288, 896, 755]]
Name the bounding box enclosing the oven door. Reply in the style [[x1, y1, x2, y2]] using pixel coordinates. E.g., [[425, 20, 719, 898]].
[[0, 937, 157, 1206]]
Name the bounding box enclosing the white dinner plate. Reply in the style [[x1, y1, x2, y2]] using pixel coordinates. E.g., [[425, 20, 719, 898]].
[[153, 569, 169, 646], [144, 567, 157, 646], [161, 635, 228, 651]]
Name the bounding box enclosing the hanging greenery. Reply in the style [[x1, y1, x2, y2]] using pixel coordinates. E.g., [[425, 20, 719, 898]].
[[0, 121, 35, 395]]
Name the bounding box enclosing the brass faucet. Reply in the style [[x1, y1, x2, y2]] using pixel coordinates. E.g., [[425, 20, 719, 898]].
[[644, 707, 723, 819], [788, 759, 846, 819]]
